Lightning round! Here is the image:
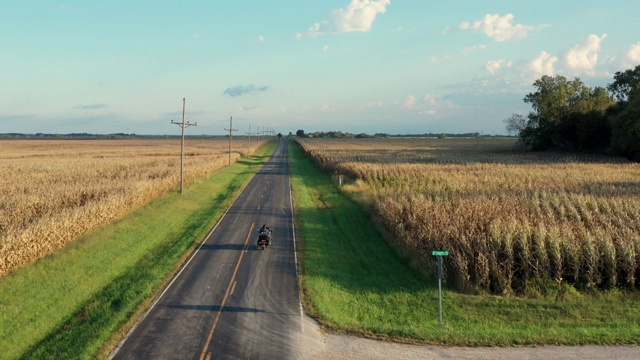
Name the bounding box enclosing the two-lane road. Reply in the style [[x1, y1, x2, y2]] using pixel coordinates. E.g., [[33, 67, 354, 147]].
[[111, 140, 304, 359]]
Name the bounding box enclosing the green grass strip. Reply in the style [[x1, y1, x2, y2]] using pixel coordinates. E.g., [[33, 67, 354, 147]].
[[0, 142, 277, 360], [289, 140, 640, 346]]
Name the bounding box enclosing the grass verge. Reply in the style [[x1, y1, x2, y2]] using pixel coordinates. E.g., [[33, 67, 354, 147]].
[[289, 140, 640, 346], [0, 142, 277, 360]]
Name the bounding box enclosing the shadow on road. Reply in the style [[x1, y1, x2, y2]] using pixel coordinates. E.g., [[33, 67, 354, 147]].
[[199, 244, 246, 251], [164, 304, 266, 313]]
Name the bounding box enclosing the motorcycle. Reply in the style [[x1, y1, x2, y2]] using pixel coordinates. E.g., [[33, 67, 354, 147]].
[[257, 229, 272, 250]]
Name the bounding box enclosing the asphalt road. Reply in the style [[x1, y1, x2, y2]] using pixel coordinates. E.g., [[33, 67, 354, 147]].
[[111, 139, 305, 360]]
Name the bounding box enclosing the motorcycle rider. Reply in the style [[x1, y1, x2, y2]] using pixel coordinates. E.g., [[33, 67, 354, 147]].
[[258, 224, 272, 246], [258, 224, 271, 234]]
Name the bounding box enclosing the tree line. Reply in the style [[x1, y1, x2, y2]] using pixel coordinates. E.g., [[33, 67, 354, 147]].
[[505, 65, 640, 161], [294, 129, 496, 139]]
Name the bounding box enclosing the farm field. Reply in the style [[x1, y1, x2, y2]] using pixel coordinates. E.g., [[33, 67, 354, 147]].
[[0, 141, 277, 359], [295, 137, 640, 294], [288, 139, 640, 346], [0, 138, 265, 277]]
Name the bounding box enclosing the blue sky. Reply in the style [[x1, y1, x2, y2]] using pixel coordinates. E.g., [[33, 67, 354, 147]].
[[1, 1, 639, 136]]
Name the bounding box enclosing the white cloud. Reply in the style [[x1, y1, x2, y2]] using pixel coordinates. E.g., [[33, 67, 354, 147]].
[[308, 0, 391, 37], [485, 60, 505, 75], [401, 94, 440, 115], [563, 34, 607, 74], [294, 32, 303, 40], [366, 100, 387, 108], [424, 94, 437, 106], [257, 35, 266, 42], [402, 95, 416, 109], [323, 45, 330, 52], [528, 51, 558, 77], [456, 13, 535, 42], [627, 42, 640, 63], [461, 44, 487, 55], [430, 44, 486, 64]]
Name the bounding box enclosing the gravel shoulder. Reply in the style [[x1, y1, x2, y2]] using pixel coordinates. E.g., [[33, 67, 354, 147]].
[[295, 315, 640, 360]]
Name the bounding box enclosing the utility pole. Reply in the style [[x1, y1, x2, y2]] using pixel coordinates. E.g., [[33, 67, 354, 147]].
[[171, 98, 197, 195], [245, 124, 252, 148], [224, 116, 237, 166]]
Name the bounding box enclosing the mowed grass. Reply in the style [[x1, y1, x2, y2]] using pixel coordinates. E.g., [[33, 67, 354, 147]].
[[0, 142, 276, 360], [289, 140, 640, 346]]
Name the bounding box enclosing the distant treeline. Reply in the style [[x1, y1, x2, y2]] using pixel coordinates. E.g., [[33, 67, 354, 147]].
[[293, 129, 509, 139]]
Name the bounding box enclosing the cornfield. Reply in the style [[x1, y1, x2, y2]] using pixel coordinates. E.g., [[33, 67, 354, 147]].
[[296, 137, 640, 293], [0, 138, 263, 277]]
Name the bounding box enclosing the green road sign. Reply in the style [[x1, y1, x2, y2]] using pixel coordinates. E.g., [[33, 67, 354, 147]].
[[432, 251, 449, 256]]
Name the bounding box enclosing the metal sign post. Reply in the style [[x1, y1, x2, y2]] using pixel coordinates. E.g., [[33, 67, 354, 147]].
[[432, 250, 449, 327]]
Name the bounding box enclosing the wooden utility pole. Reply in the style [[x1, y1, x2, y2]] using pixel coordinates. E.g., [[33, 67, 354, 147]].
[[245, 124, 252, 147], [171, 98, 197, 195], [224, 116, 237, 166]]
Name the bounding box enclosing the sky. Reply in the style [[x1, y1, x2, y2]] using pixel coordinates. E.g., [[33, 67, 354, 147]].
[[1, 1, 639, 136]]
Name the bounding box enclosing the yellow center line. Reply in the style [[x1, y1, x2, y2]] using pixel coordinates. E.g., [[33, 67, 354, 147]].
[[199, 222, 254, 360]]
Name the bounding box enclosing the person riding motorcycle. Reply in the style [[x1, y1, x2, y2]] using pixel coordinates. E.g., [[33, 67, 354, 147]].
[[257, 224, 272, 247], [258, 224, 271, 234]]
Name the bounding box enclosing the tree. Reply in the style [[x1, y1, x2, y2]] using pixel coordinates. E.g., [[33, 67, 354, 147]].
[[608, 65, 640, 101], [524, 75, 593, 124], [520, 75, 613, 150], [296, 129, 305, 137], [503, 113, 526, 136], [609, 87, 640, 160]]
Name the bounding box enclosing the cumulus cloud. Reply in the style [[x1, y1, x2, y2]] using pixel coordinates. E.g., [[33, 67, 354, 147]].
[[424, 94, 437, 106], [485, 60, 504, 75], [528, 51, 558, 76], [454, 13, 535, 42], [73, 103, 107, 110], [563, 33, 607, 74], [401, 94, 439, 115], [307, 0, 390, 37], [402, 95, 416, 109], [627, 42, 640, 63], [223, 84, 270, 97]]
